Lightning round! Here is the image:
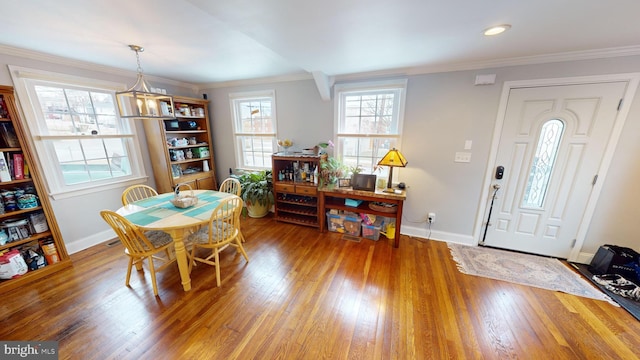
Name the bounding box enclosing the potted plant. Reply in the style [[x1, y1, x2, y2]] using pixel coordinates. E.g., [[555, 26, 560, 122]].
[[318, 155, 346, 187], [231, 169, 274, 218]]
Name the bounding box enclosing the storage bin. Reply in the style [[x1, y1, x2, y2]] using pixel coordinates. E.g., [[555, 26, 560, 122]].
[[361, 218, 384, 241], [192, 146, 210, 158], [326, 211, 361, 235]]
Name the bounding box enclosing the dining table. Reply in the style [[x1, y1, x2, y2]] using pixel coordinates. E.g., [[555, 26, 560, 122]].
[[116, 189, 237, 292]]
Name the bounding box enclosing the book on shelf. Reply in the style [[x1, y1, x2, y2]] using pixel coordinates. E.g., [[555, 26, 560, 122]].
[[13, 153, 24, 180], [23, 157, 30, 178], [0, 96, 8, 118], [0, 151, 12, 182], [0, 123, 19, 148]]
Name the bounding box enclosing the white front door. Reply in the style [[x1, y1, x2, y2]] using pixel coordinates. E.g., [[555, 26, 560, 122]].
[[482, 81, 628, 258]]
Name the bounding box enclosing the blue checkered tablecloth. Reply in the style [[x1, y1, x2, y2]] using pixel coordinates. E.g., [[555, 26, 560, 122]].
[[123, 190, 236, 227]]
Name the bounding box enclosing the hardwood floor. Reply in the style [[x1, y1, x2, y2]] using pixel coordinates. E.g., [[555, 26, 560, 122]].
[[1, 215, 639, 359]]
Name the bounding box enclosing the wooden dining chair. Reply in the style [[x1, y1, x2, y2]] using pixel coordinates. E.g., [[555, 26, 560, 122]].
[[186, 196, 249, 287], [218, 177, 247, 242], [100, 210, 176, 296], [219, 177, 241, 196], [121, 184, 159, 205]]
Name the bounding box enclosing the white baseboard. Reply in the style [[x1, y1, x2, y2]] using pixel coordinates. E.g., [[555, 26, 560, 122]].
[[401, 224, 475, 246], [66, 228, 116, 254], [574, 252, 595, 265]]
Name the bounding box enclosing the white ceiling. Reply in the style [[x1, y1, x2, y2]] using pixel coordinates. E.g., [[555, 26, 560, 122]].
[[1, 0, 639, 85]]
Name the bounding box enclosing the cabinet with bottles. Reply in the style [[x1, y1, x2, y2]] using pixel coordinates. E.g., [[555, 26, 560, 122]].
[[143, 96, 218, 193], [272, 154, 321, 227], [0, 86, 69, 294]]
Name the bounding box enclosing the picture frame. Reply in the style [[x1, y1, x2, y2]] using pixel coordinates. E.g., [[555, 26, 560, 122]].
[[338, 178, 351, 188], [171, 164, 183, 179]]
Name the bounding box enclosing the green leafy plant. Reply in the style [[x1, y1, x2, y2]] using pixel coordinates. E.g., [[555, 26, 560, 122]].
[[319, 155, 346, 187], [348, 165, 363, 177], [231, 169, 274, 207]]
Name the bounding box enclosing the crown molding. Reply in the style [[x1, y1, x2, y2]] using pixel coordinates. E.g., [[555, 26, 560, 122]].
[[202, 71, 313, 89], [0, 44, 198, 92], [334, 45, 640, 82], [3, 43, 639, 91], [201, 45, 640, 88]]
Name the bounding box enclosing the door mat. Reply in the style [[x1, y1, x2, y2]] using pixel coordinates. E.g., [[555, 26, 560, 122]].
[[570, 262, 640, 321], [448, 243, 617, 305]]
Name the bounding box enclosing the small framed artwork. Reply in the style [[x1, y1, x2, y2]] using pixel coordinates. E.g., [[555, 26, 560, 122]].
[[171, 164, 183, 179], [338, 178, 351, 188]]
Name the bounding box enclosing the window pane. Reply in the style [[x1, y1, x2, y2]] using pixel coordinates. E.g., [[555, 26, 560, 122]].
[[343, 92, 398, 134], [52, 138, 132, 185], [231, 91, 276, 170], [336, 82, 405, 183], [35, 85, 119, 136], [237, 99, 274, 134], [17, 71, 144, 194], [238, 135, 275, 168], [339, 137, 396, 175], [523, 119, 564, 208]]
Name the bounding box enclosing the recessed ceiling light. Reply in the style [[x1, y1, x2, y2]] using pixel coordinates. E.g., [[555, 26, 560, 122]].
[[484, 24, 511, 36]]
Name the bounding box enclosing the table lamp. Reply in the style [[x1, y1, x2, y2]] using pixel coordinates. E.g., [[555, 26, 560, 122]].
[[377, 148, 408, 193]]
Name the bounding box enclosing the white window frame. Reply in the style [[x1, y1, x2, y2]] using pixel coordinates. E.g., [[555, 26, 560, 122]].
[[229, 90, 277, 170], [334, 79, 407, 181], [9, 65, 147, 199]]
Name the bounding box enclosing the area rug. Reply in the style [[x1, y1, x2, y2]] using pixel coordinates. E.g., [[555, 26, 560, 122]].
[[448, 243, 617, 305]]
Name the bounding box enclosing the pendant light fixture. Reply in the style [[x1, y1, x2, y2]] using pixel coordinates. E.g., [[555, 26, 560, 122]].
[[116, 44, 175, 120]]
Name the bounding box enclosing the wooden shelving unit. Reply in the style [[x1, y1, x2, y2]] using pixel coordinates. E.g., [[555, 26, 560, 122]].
[[143, 96, 218, 193], [0, 85, 70, 294], [272, 154, 321, 228]]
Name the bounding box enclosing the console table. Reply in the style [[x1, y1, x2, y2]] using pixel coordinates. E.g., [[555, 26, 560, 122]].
[[318, 186, 406, 247]]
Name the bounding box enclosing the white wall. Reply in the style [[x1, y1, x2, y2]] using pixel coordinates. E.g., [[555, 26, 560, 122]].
[[1, 48, 638, 261], [205, 55, 640, 260]]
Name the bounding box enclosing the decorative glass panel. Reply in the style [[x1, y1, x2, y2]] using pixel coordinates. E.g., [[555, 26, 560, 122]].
[[523, 119, 564, 208]]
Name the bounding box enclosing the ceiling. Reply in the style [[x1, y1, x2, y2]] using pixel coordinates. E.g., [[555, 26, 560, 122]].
[[1, 0, 639, 86]]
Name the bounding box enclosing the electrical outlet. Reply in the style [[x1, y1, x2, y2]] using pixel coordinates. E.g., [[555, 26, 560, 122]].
[[428, 212, 436, 223]]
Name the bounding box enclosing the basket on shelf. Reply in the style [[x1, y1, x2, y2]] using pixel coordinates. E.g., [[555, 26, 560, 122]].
[[170, 183, 198, 209], [368, 201, 397, 213]]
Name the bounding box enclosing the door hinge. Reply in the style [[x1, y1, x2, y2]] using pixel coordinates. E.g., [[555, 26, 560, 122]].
[[571, 239, 577, 248], [617, 98, 624, 111], [592, 174, 598, 186]]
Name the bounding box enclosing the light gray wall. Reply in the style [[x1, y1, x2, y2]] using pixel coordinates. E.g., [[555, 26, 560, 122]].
[[205, 55, 640, 260], [1, 48, 638, 260]]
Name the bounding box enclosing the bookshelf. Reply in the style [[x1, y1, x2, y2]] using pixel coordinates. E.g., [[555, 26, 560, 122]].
[[0, 85, 70, 293]]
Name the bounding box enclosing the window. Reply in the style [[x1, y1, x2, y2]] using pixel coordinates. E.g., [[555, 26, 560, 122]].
[[9, 66, 146, 198], [335, 79, 407, 181], [523, 119, 564, 208], [230, 90, 277, 170]]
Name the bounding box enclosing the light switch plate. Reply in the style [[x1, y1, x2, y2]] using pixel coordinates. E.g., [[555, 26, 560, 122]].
[[454, 152, 472, 163]]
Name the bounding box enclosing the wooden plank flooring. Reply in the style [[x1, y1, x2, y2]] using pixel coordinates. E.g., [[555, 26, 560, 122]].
[[1, 215, 639, 359]]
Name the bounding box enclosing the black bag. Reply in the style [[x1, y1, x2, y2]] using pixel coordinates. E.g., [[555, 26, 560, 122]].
[[589, 244, 640, 284]]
